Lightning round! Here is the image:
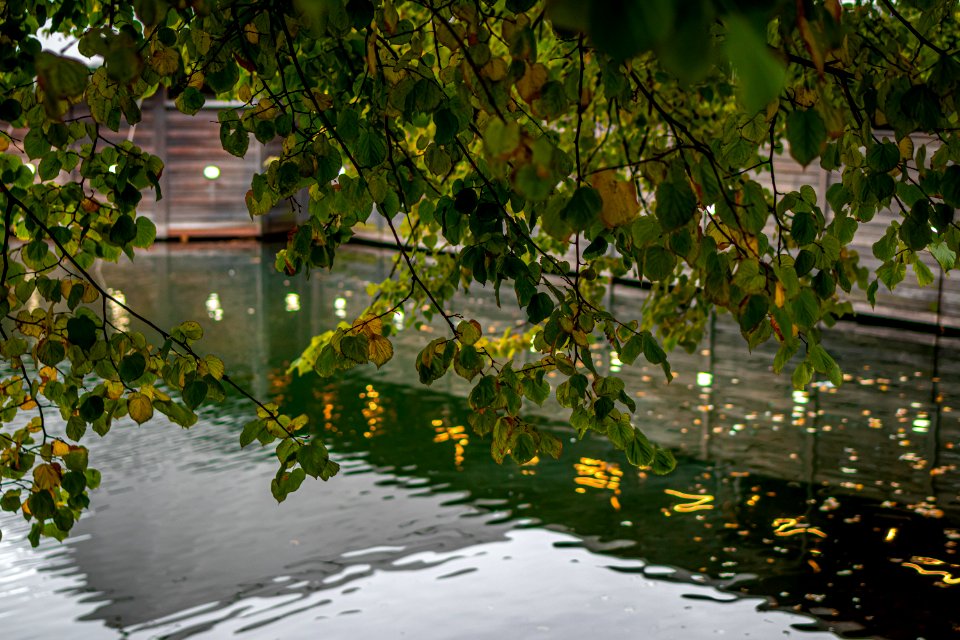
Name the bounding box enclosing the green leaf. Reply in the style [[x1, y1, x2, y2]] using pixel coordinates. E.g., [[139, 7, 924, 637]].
[[792, 361, 813, 389], [866, 142, 900, 173], [614, 336, 638, 366], [153, 399, 198, 428], [469, 375, 497, 410], [119, 353, 147, 382], [586, 0, 672, 60], [457, 319, 482, 345], [175, 87, 205, 115], [724, 15, 786, 113], [175, 321, 203, 342], [739, 294, 768, 332], [914, 259, 935, 287], [792, 288, 819, 328], [340, 333, 369, 363], [900, 208, 932, 251], [942, 165, 960, 208], [643, 246, 677, 281], [356, 129, 387, 167], [133, 217, 157, 248], [786, 109, 826, 167], [791, 211, 816, 246], [28, 491, 57, 520], [651, 447, 677, 475], [433, 108, 460, 145], [526, 292, 554, 324], [37, 340, 65, 366], [66, 316, 97, 351], [562, 186, 602, 232], [182, 379, 208, 410], [109, 215, 138, 246], [484, 119, 520, 157], [239, 419, 265, 447], [35, 52, 89, 99], [511, 432, 537, 464], [625, 431, 655, 467], [522, 376, 550, 406], [298, 439, 331, 478], [608, 421, 633, 449], [655, 180, 697, 231]]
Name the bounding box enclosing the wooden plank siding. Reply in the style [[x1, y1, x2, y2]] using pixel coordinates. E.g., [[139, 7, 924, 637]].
[[3, 98, 957, 327]]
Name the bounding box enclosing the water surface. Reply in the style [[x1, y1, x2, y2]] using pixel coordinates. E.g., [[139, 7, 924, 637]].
[[1, 243, 958, 639]]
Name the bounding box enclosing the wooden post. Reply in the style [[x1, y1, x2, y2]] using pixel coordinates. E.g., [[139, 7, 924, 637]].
[[152, 93, 171, 240]]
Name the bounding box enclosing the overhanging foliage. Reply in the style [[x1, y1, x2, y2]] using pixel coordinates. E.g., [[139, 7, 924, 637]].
[[1, 0, 958, 544]]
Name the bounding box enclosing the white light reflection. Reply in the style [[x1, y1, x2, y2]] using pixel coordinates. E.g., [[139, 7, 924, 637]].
[[203, 165, 221, 180], [696, 372, 713, 387], [334, 296, 347, 319], [205, 293, 224, 321], [393, 310, 405, 331], [610, 352, 622, 373], [285, 293, 301, 312]]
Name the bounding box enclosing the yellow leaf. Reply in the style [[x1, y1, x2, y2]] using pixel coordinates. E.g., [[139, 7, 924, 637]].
[[0, 136, 8, 152], [435, 22, 463, 52], [368, 335, 394, 368], [52, 440, 70, 457], [255, 98, 279, 120], [775, 282, 786, 308], [516, 62, 548, 104], [899, 136, 915, 161], [104, 380, 124, 400], [33, 463, 61, 490], [20, 398, 38, 411], [590, 170, 639, 229], [353, 313, 383, 338], [188, 72, 205, 89], [204, 355, 225, 380], [798, 15, 824, 76], [21, 500, 30, 516], [128, 393, 154, 425], [482, 58, 509, 82], [244, 22, 259, 44], [39, 366, 57, 383], [149, 48, 180, 76], [81, 283, 99, 303], [289, 414, 309, 431]]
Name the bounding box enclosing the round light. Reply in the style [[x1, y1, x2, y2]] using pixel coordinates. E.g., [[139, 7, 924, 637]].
[[25, 162, 36, 174], [203, 165, 221, 180]]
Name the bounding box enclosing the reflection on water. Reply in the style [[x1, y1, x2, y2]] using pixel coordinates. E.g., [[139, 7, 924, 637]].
[[1, 243, 959, 639]]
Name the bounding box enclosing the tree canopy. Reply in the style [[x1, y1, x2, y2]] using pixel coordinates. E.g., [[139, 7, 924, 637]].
[[1, 0, 959, 545]]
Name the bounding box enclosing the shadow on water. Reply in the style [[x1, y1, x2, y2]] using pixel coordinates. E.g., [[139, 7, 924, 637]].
[[1, 242, 959, 639]]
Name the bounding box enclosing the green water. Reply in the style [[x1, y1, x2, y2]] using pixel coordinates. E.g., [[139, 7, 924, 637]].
[[0, 243, 957, 639]]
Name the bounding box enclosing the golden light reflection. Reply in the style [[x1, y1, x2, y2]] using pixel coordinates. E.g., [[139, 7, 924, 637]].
[[773, 517, 827, 538], [574, 457, 623, 506], [903, 556, 960, 585], [106, 288, 130, 331], [433, 422, 469, 469], [359, 384, 383, 438], [885, 528, 898, 542], [664, 489, 714, 513]]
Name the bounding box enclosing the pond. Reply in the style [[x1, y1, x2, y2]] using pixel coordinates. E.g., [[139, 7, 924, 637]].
[[1, 243, 958, 639]]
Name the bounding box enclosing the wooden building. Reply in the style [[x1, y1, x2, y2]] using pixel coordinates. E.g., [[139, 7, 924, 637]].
[[3, 96, 958, 327]]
